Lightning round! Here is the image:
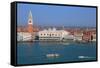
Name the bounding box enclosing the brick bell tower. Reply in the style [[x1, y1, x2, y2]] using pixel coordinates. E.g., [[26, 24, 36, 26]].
[[27, 11, 33, 33]]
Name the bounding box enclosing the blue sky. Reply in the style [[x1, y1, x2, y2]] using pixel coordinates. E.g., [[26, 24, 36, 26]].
[[17, 3, 96, 27]]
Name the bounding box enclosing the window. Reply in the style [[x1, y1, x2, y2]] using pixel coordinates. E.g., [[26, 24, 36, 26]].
[[52, 34, 54, 36]]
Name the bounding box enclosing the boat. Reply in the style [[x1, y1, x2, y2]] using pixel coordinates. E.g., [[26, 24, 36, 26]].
[[46, 53, 60, 58]]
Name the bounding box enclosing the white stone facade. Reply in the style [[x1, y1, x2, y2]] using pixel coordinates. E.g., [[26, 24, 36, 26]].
[[38, 28, 70, 41], [92, 34, 96, 41], [17, 32, 33, 41], [74, 33, 83, 41]]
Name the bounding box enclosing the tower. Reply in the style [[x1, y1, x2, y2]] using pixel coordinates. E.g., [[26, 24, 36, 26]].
[[27, 11, 33, 33]]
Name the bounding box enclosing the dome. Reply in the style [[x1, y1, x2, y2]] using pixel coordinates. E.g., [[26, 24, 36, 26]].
[[53, 27, 56, 31]]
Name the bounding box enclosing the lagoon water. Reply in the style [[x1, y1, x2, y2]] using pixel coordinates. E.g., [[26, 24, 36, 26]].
[[17, 41, 96, 64]]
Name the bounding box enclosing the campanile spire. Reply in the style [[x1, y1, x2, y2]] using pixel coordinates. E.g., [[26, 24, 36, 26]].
[[28, 10, 33, 25], [28, 10, 33, 33]]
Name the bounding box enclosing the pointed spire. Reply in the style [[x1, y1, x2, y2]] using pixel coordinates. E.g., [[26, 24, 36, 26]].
[[29, 10, 32, 19], [28, 10, 33, 25]]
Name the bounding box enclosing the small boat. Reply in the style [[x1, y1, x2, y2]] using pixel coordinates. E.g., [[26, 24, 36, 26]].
[[46, 53, 60, 58], [78, 56, 85, 58]]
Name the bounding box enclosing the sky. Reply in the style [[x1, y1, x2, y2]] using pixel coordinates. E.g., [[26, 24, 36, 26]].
[[17, 3, 96, 27]]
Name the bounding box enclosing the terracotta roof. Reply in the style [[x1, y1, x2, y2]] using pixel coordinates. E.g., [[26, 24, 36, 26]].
[[17, 26, 39, 32]]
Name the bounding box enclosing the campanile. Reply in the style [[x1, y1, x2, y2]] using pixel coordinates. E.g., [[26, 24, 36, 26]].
[[27, 11, 33, 33]]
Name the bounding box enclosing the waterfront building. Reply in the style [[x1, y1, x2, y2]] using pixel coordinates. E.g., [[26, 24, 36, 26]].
[[90, 29, 96, 41], [74, 32, 83, 41], [17, 32, 33, 41], [17, 11, 39, 41], [65, 29, 83, 41], [63, 34, 74, 40], [82, 29, 96, 42], [38, 28, 70, 41], [82, 31, 92, 42], [92, 33, 96, 41]]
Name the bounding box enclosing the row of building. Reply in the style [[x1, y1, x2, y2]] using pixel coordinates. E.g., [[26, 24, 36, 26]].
[[38, 28, 96, 42], [17, 27, 96, 42], [17, 11, 96, 42]]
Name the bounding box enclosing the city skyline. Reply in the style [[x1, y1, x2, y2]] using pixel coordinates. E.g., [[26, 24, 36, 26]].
[[17, 3, 96, 27]]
